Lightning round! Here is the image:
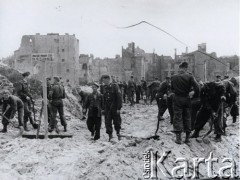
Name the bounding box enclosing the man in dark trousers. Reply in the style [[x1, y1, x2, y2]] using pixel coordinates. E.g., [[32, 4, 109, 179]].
[[122, 81, 128, 103], [127, 76, 136, 106], [135, 81, 141, 104], [140, 77, 147, 99], [222, 79, 238, 125], [83, 82, 103, 140], [16, 72, 38, 131], [149, 78, 161, 104], [49, 76, 67, 133], [156, 77, 172, 121], [191, 81, 226, 142], [102, 75, 122, 141], [0, 90, 24, 133], [171, 62, 199, 144]]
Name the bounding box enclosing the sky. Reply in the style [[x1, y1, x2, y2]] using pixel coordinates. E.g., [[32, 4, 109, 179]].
[[0, 0, 239, 59]]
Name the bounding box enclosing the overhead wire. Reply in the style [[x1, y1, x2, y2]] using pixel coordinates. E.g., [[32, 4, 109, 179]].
[[116, 21, 238, 74]]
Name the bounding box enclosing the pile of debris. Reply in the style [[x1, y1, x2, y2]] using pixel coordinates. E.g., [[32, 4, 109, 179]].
[[0, 74, 14, 93]]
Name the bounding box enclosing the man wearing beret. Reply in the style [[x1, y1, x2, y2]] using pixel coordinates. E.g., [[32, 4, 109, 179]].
[[171, 62, 199, 144], [48, 76, 67, 133], [101, 74, 122, 141], [83, 82, 103, 140], [16, 72, 38, 131]]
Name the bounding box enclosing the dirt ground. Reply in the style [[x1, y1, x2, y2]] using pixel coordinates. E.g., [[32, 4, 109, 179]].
[[0, 101, 239, 180]]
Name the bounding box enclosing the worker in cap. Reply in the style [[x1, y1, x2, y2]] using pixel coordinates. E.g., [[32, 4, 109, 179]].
[[48, 75, 67, 133], [171, 61, 199, 144], [101, 73, 122, 141], [83, 81, 103, 140], [127, 75, 136, 106], [17, 71, 38, 131]]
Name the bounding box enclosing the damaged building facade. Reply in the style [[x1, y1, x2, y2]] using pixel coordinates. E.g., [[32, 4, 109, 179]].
[[7, 33, 80, 86]]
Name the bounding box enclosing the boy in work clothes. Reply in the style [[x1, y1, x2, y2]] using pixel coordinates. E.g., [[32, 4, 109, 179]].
[[83, 82, 103, 140]]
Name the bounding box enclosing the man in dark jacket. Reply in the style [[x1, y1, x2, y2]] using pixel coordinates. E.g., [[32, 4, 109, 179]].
[[191, 81, 226, 142], [156, 77, 172, 121], [16, 72, 38, 131], [171, 62, 199, 144], [102, 75, 122, 141], [48, 76, 67, 133], [149, 78, 161, 104], [122, 81, 128, 103], [140, 77, 147, 99], [127, 76, 136, 106], [83, 82, 103, 140], [0, 90, 24, 133], [136, 81, 141, 104]]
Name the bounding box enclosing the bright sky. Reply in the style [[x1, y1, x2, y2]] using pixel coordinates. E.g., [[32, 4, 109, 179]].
[[0, 0, 239, 59]]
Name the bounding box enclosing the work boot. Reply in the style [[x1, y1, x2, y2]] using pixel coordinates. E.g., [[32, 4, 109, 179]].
[[185, 132, 191, 144], [117, 133, 121, 141], [24, 123, 29, 132], [232, 116, 237, 123], [0, 126, 7, 133], [32, 123, 38, 129], [108, 134, 113, 142], [214, 134, 221, 142], [64, 125, 67, 132], [175, 132, 182, 144], [190, 130, 199, 138]]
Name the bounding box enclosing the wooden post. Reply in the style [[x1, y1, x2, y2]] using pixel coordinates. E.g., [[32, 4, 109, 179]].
[[42, 60, 48, 139]]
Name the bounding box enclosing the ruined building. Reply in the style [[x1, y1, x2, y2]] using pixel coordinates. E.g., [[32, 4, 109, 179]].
[[8, 33, 80, 86]]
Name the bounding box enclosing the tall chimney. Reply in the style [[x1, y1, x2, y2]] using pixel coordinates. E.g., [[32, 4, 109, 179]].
[[174, 48, 177, 60]]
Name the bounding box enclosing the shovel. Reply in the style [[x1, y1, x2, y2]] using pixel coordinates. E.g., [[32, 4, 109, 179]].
[[0, 112, 24, 137]]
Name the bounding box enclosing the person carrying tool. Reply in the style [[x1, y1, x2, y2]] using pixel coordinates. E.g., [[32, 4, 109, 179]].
[[83, 82, 103, 140], [101, 75, 122, 141], [0, 90, 24, 133], [191, 81, 226, 142], [171, 62, 199, 144], [16, 72, 38, 131], [48, 76, 67, 133]]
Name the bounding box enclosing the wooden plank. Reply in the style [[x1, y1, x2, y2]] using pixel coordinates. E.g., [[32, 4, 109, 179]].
[[22, 134, 73, 139]]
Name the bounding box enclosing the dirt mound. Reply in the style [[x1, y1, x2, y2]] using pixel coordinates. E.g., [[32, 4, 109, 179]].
[[0, 103, 239, 179]]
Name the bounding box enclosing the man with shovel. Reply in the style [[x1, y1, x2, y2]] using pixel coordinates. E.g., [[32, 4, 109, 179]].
[[16, 72, 38, 131], [0, 89, 24, 134]]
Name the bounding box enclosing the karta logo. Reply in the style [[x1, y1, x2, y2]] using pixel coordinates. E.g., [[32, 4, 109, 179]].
[[143, 150, 239, 179]]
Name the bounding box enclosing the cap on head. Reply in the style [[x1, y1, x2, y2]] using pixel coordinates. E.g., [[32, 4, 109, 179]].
[[216, 74, 221, 78], [102, 74, 110, 79], [92, 82, 100, 88], [22, 72, 30, 77], [179, 62, 188, 69], [53, 76, 60, 82]]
